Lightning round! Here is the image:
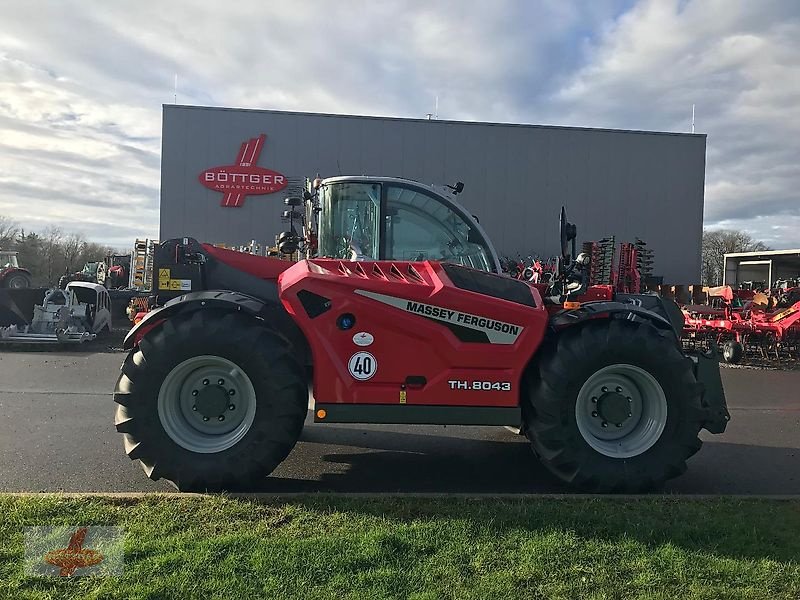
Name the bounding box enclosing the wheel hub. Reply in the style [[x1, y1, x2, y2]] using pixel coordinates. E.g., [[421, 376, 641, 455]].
[[575, 363, 668, 458], [596, 392, 630, 426], [158, 355, 257, 454], [195, 385, 229, 419]]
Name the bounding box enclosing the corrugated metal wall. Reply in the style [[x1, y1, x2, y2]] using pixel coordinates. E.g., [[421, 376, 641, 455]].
[[160, 105, 706, 282]]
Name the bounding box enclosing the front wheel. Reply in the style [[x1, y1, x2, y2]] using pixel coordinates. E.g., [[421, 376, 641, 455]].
[[523, 319, 705, 492], [113, 309, 307, 491]]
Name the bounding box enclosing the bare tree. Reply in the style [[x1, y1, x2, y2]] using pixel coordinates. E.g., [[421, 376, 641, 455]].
[[0, 215, 18, 248], [40, 226, 65, 286], [61, 233, 87, 274], [702, 229, 769, 286]]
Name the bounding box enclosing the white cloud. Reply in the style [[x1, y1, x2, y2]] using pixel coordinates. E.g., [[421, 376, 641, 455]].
[[0, 0, 797, 250], [544, 0, 800, 246]]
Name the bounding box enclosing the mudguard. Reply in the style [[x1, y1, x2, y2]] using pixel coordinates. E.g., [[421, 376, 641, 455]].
[[687, 346, 730, 434], [550, 300, 678, 337], [123, 290, 309, 364]]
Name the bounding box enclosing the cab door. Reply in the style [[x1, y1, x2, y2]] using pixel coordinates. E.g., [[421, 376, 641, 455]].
[[382, 184, 498, 272]]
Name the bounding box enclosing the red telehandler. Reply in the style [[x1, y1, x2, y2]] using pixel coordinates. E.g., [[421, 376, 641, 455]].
[[115, 176, 728, 492]]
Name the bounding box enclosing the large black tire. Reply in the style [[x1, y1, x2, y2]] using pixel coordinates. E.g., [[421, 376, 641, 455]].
[[5, 272, 31, 289], [113, 309, 307, 491], [523, 319, 705, 492]]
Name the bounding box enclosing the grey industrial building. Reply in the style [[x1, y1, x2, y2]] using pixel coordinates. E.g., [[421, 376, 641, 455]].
[[160, 105, 707, 282]]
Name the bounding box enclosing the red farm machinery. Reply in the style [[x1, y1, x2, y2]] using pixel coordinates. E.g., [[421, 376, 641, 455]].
[[682, 286, 800, 363], [114, 176, 729, 493], [0, 250, 32, 289]]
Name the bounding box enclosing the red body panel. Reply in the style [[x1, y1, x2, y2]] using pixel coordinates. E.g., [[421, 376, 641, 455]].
[[202, 244, 292, 280], [279, 260, 549, 408]]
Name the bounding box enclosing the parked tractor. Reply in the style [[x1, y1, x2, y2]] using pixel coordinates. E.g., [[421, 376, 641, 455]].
[[0, 250, 32, 289], [115, 176, 729, 492]]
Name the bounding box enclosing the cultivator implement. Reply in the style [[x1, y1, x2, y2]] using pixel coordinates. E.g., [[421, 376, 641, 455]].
[[682, 290, 800, 364]]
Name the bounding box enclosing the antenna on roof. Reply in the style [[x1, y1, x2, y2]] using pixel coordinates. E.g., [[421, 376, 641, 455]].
[[174, 74, 178, 104], [691, 103, 695, 133], [426, 96, 440, 121]]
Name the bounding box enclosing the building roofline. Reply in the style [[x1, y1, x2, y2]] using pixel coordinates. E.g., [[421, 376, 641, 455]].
[[724, 249, 800, 259], [163, 104, 707, 139]]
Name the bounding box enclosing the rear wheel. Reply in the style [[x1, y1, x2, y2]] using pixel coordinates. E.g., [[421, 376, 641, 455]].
[[523, 319, 704, 492], [6, 272, 31, 289], [113, 309, 307, 491]]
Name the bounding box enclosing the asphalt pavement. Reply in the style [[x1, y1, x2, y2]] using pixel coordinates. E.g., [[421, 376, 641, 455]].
[[0, 347, 798, 494]]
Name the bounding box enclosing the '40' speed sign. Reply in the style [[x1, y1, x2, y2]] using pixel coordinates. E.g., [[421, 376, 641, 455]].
[[348, 352, 377, 381]]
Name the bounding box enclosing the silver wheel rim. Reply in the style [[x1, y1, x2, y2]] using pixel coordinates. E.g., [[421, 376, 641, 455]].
[[575, 363, 667, 458], [157, 355, 257, 454]]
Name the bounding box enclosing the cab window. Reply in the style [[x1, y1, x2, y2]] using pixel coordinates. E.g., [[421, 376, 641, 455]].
[[318, 183, 381, 259], [385, 186, 493, 271]]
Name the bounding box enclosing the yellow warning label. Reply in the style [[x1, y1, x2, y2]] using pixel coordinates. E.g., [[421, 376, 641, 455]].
[[158, 268, 171, 279], [169, 280, 181, 290], [399, 390, 407, 404], [158, 278, 170, 289]]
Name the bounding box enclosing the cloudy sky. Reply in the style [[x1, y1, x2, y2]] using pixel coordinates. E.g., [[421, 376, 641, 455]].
[[1, 0, 798, 249]]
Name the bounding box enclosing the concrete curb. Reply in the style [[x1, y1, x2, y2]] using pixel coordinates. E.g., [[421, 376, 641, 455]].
[[3, 492, 800, 501]]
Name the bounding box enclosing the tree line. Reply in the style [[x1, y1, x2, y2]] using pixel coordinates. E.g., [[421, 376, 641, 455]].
[[701, 229, 769, 286], [0, 215, 117, 287]]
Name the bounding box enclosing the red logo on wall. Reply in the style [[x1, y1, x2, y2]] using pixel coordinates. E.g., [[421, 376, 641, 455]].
[[198, 134, 288, 207]]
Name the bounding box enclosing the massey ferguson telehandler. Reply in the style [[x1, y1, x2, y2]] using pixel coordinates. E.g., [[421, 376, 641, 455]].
[[115, 176, 729, 492]]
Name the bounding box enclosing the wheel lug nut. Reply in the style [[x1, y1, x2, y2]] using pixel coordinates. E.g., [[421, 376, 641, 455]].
[[202, 416, 209, 422], [202, 379, 209, 386], [591, 411, 598, 418], [616, 386, 622, 393], [601, 421, 608, 428], [228, 389, 236, 396], [591, 397, 597, 403], [218, 415, 225, 422], [192, 405, 197, 411], [627, 397, 632, 402], [191, 390, 198, 397], [601, 386, 608, 393], [616, 423, 623, 428], [628, 413, 633, 417], [218, 379, 225, 385], [228, 404, 235, 411]]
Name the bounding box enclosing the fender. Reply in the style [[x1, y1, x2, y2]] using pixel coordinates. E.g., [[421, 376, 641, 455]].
[[0, 266, 32, 283], [550, 300, 678, 338], [123, 290, 310, 364]]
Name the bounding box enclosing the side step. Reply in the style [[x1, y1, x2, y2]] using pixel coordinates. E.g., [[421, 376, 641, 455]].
[[314, 404, 521, 426]]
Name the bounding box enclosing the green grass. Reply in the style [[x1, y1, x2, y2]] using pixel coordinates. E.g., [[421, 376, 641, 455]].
[[1, 495, 798, 599]]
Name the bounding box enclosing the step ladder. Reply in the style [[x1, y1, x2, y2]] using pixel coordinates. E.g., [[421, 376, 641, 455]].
[[130, 239, 158, 291]]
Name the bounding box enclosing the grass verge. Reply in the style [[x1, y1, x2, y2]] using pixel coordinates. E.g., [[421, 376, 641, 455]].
[[1, 495, 798, 599]]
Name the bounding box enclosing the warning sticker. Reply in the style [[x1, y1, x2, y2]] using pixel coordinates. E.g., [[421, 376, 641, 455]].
[[158, 268, 171, 279], [160, 278, 192, 291]]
